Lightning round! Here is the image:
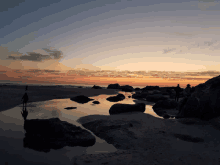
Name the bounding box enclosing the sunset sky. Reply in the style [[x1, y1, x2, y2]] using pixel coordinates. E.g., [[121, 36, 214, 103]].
[[1, 0, 220, 87]]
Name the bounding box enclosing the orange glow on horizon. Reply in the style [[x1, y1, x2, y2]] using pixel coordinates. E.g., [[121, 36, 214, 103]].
[[0, 68, 212, 88]]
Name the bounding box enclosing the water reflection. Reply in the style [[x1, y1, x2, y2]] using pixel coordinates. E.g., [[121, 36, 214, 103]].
[[0, 92, 161, 164]]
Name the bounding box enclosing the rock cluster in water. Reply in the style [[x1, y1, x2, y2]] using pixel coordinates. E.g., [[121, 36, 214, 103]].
[[109, 103, 146, 115], [70, 95, 94, 104], [23, 118, 96, 152]]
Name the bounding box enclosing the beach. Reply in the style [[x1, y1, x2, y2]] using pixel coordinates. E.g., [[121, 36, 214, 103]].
[[1, 84, 220, 165], [0, 84, 157, 165], [0, 84, 118, 112]]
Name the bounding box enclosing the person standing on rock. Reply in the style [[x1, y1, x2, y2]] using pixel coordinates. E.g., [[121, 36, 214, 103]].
[[21, 92, 29, 109], [175, 84, 181, 102], [185, 84, 191, 98]]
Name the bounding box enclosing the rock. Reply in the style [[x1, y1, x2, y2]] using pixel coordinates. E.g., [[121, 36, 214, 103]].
[[64, 107, 77, 110], [177, 97, 200, 118], [107, 83, 120, 89], [145, 94, 168, 102], [120, 85, 134, 92], [23, 118, 96, 152], [109, 103, 145, 115], [70, 95, 94, 104], [92, 85, 102, 89], [134, 88, 141, 91], [142, 86, 160, 91], [92, 101, 100, 104], [106, 94, 125, 102], [128, 96, 131, 98], [176, 74, 220, 120], [153, 99, 178, 110], [132, 92, 148, 100]]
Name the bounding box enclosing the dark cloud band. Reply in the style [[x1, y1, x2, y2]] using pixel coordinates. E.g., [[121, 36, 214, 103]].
[[7, 48, 63, 61]]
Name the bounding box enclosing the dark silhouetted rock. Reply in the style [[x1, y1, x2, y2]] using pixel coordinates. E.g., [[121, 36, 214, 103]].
[[128, 96, 131, 98], [142, 86, 160, 91], [107, 83, 120, 89], [23, 118, 96, 152], [106, 94, 125, 102], [132, 91, 148, 100], [92, 101, 100, 104], [153, 99, 178, 110], [120, 85, 134, 92], [109, 103, 145, 115], [134, 88, 141, 91], [92, 85, 102, 89], [176, 75, 220, 120], [177, 97, 200, 118], [70, 95, 94, 104], [145, 94, 168, 102], [64, 107, 77, 110]]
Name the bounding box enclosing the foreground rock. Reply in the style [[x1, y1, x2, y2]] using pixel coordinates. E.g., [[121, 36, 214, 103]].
[[106, 94, 125, 102], [109, 103, 145, 115], [176, 96, 199, 118], [23, 118, 96, 152], [75, 113, 220, 165], [177, 74, 220, 120], [152, 99, 178, 118], [70, 95, 94, 104]]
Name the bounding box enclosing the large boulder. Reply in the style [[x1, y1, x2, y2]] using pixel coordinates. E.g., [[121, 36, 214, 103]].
[[153, 99, 178, 110], [177, 75, 220, 120], [106, 94, 125, 102], [107, 83, 120, 89], [23, 118, 96, 152], [176, 97, 200, 118], [120, 85, 134, 92], [109, 103, 146, 115], [70, 95, 94, 104]]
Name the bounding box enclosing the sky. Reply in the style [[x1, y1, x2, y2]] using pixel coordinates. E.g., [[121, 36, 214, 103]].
[[1, 0, 220, 86]]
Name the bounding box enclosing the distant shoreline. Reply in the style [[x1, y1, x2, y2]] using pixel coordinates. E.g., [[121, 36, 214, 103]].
[[0, 84, 119, 112]]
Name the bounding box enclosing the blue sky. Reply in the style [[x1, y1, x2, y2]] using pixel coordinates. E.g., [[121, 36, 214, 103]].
[[1, 0, 220, 72]]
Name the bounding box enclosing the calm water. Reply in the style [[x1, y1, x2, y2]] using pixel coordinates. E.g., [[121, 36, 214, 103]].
[[0, 92, 159, 165]]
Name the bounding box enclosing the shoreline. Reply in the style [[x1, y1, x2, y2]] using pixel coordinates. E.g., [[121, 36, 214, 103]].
[[0, 84, 119, 112], [74, 112, 220, 165]]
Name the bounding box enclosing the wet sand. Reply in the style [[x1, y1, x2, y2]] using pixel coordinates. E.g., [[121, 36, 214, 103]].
[[75, 113, 220, 165], [0, 84, 118, 112]]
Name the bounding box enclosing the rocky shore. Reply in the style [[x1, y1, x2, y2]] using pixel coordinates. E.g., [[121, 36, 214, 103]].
[[73, 77, 220, 164]]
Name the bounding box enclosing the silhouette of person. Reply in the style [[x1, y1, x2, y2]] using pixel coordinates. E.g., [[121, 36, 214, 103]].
[[21, 107, 28, 121], [25, 85, 28, 91], [175, 84, 181, 102], [185, 84, 191, 97], [22, 92, 29, 109]]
